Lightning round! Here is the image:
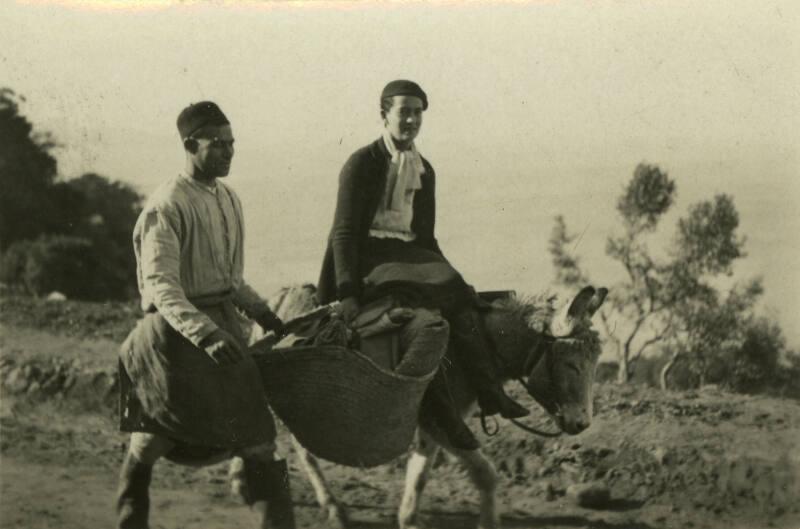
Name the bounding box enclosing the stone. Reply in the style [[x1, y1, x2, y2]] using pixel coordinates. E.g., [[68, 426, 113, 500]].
[[47, 291, 67, 302], [566, 482, 612, 509], [4, 367, 29, 393], [40, 372, 64, 395], [652, 446, 669, 465], [62, 373, 77, 391]]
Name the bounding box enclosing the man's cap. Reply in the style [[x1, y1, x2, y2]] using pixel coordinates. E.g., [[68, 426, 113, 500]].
[[380, 80, 428, 110], [177, 101, 230, 139]]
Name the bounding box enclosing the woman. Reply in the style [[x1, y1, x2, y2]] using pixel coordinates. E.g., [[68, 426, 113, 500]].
[[318, 80, 528, 450]]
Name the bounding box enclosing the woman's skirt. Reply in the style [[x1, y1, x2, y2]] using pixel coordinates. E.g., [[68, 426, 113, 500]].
[[360, 237, 474, 312]]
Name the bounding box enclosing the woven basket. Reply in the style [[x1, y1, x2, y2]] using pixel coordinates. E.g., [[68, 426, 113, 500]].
[[250, 344, 435, 467]]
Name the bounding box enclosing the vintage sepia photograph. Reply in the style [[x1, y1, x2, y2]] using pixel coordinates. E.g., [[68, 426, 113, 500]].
[[1, 1, 798, 528]]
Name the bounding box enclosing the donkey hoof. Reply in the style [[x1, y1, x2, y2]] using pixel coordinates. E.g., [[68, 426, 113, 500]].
[[322, 504, 348, 529], [398, 515, 423, 529], [477, 518, 501, 529], [230, 477, 248, 504]]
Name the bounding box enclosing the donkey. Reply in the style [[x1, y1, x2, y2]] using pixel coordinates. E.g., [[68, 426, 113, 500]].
[[233, 284, 606, 529]]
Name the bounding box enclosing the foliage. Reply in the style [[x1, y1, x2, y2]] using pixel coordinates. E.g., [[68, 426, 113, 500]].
[[58, 173, 142, 299], [0, 88, 143, 300], [726, 317, 788, 394], [20, 235, 97, 299], [549, 162, 787, 394], [0, 239, 33, 286], [549, 216, 589, 287], [616, 163, 675, 230], [0, 89, 59, 250]]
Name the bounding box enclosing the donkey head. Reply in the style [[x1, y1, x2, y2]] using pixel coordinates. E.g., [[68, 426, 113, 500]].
[[525, 286, 606, 435]]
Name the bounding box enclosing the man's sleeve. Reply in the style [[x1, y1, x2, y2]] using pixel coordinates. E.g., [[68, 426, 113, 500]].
[[139, 205, 218, 346]]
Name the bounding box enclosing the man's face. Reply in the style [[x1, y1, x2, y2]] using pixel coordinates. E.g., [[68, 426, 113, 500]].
[[383, 95, 424, 148], [190, 124, 235, 178]]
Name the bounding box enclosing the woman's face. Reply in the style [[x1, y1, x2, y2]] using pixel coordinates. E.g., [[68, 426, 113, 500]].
[[383, 95, 424, 149]]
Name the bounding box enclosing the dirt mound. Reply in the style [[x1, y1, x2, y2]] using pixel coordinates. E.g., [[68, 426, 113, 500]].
[[479, 383, 800, 526]]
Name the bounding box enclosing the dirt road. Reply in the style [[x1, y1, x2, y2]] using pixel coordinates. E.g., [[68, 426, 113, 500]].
[[2, 298, 799, 529]]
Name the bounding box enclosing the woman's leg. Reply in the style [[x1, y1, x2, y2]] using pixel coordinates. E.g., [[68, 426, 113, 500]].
[[447, 308, 528, 419]]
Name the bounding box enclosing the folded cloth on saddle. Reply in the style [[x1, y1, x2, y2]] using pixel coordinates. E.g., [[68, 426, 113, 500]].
[[393, 307, 450, 376], [119, 300, 276, 449], [272, 305, 352, 349], [313, 318, 350, 346], [252, 296, 449, 377], [356, 308, 415, 339], [352, 296, 415, 338], [352, 298, 448, 375]]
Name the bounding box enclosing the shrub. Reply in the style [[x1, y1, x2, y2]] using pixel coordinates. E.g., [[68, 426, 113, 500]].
[[0, 239, 33, 286], [21, 235, 98, 299]]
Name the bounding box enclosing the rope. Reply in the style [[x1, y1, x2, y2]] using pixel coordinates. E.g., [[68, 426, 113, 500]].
[[508, 417, 562, 438]]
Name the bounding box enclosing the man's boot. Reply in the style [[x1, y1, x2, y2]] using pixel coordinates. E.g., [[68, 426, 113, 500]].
[[243, 458, 296, 529], [418, 370, 480, 450], [116, 452, 152, 529], [449, 308, 529, 419]]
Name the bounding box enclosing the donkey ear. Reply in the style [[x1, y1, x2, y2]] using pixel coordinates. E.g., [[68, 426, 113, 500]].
[[550, 286, 595, 337], [585, 287, 608, 316], [567, 286, 596, 318]]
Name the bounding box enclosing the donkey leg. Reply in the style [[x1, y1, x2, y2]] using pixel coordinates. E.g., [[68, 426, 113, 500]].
[[229, 456, 249, 502], [449, 446, 500, 529], [291, 435, 348, 529], [398, 429, 441, 529]]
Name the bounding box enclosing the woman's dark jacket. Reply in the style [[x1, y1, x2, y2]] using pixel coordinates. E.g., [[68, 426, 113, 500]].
[[317, 137, 443, 305]]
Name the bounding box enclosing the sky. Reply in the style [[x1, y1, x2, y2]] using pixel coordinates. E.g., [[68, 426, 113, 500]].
[[2, 0, 798, 345]]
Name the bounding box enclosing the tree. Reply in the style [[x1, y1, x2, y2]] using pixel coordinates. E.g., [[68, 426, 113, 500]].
[[0, 88, 59, 251], [660, 278, 761, 389], [0, 88, 143, 300], [550, 163, 750, 385], [62, 173, 143, 299], [726, 316, 786, 394]]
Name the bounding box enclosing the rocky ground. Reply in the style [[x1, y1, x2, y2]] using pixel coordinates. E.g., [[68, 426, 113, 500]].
[[1, 294, 799, 529]]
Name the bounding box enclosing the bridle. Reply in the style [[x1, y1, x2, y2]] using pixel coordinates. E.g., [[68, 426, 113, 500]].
[[512, 333, 564, 437], [481, 332, 564, 438]]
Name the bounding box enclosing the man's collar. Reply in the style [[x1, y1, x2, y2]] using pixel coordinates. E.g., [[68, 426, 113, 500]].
[[180, 172, 218, 195]]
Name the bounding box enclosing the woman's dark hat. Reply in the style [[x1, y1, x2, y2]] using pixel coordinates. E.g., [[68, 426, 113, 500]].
[[380, 80, 428, 110], [177, 101, 230, 139]]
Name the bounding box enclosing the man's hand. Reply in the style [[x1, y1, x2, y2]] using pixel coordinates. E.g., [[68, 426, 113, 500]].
[[257, 311, 285, 337], [340, 296, 360, 324], [199, 328, 244, 365]]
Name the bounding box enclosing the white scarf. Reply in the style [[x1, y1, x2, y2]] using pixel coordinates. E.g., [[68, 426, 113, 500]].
[[382, 130, 424, 211]]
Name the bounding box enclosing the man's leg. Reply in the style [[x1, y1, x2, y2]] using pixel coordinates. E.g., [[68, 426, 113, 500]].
[[238, 442, 295, 529], [448, 308, 529, 419], [116, 432, 175, 529]]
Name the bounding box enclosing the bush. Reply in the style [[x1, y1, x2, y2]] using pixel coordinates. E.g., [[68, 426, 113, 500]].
[[1, 90, 142, 300], [0, 239, 33, 285], [2, 233, 138, 301], [20, 235, 98, 299]]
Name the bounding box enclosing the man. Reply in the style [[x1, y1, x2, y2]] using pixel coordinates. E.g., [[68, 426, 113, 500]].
[[318, 80, 528, 450], [116, 101, 294, 529]]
